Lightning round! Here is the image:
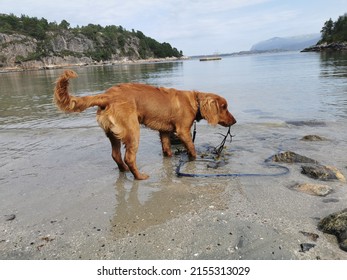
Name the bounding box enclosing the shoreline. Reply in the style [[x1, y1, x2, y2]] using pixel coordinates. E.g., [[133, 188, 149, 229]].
[[0, 56, 189, 73], [301, 42, 347, 52], [1, 121, 347, 259]]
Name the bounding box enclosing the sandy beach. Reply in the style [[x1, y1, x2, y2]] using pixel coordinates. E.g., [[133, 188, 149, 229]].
[[1, 121, 346, 260]]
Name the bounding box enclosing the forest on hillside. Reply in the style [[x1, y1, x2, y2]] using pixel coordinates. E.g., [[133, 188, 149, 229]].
[[0, 13, 183, 61]]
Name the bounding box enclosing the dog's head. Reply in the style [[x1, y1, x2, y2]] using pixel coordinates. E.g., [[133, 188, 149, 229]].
[[199, 94, 236, 127]]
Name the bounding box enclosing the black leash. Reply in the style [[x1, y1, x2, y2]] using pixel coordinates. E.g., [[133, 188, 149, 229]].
[[176, 126, 290, 178], [214, 126, 234, 156], [192, 121, 197, 143]]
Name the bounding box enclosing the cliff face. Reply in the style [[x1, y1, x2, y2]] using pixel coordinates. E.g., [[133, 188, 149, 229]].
[[0, 30, 156, 70], [0, 33, 37, 67], [0, 14, 183, 71]]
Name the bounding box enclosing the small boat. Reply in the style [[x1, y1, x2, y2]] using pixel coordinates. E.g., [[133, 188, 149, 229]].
[[199, 56, 222, 61]]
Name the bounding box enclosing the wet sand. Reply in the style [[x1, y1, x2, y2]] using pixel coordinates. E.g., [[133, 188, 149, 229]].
[[1, 121, 347, 259]]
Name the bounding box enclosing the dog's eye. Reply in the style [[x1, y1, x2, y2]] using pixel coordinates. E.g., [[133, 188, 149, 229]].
[[221, 103, 227, 109]]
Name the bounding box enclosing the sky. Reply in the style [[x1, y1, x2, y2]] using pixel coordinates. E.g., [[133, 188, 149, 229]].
[[0, 0, 346, 55]]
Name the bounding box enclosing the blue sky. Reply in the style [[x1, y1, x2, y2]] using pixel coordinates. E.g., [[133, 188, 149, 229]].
[[0, 0, 346, 55]]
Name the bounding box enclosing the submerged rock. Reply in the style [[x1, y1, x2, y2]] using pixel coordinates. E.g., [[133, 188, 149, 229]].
[[286, 120, 326, 127], [301, 135, 327, 141], [299, 243, 316, 252], [301, 165, 346, 182], [291, 183, 333, 197], [207, 160, 227, 169], [318, 208, 347, 252], [266, 151, 319, 164]]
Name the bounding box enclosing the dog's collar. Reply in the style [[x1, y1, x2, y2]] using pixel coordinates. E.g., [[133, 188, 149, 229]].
[[195, 96, 203, 121]]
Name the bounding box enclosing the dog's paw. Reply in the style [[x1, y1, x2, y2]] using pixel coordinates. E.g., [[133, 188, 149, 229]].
[[119, 165, 130, 172], [188, 154, 197, 161], [135, 173, 150, 180]]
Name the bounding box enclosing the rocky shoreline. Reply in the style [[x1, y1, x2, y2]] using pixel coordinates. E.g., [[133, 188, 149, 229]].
[[0, 56, 186, 73], [266, 139, 347, 253], [301, 42, 347, 52]]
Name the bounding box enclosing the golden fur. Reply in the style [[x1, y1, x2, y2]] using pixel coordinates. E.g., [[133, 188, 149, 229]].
[[54, 70, 236, 180]]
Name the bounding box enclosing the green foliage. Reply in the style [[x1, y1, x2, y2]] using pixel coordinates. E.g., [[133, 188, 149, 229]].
[[0, 14, 49, 40], [0, 13, 183, 62], [320, 13, 347, 43]]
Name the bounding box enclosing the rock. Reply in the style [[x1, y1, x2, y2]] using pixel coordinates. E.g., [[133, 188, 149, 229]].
[[322, 198, 339, 203], [299, 243, 316, 252], [318, 208, 347, 252], [340, 239, 347, 251], [299, 231, 319, 242], [301, 135, 327, 141], [302, 42, 347, 52], [286, 120, 326, 127], [301, 165, 346, 182], [266, 151, 319, 164], [4, 214, 16, 221], [291, 183, 333, 196]]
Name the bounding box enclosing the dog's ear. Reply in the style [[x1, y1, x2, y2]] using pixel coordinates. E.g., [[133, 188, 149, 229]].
[[200, 97, 219, 125]]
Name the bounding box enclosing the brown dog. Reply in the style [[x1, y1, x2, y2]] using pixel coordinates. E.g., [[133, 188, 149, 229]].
[[54, 70, 236, 180]]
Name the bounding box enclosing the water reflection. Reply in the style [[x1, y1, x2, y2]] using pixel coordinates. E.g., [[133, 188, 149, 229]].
[[319, 52, 347, 119], [111, 169, 228, 238], [0, 62, 183, 128], [1, 52, 347, 130], [319, 52, 347, 78]]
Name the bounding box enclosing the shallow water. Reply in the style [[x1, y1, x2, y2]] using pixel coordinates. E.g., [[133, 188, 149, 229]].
[[1, 52, 347, 259], [1, 51, 347, 129]]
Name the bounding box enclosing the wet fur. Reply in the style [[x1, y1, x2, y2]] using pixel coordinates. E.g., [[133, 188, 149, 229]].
[[54, 70, 236, 180]]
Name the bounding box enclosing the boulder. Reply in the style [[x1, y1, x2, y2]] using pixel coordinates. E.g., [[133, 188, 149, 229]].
[[301, 135, 327, 141], [290, 183, 333, 196], [318, 208, 347, 252], [301, 165, 346, 182], [266, 151, 319, 164]]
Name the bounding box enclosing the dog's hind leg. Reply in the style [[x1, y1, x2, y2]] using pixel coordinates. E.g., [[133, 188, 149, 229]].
[[106, 131, 129, 172], [159, 131, 173, 157], [123, 124, 149, 180]]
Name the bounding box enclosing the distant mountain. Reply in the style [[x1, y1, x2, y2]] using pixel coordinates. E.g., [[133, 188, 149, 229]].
[[250, 34, 321, 51]]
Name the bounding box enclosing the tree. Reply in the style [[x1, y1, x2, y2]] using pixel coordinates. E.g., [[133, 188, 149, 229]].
[[321, 18, 334, 43], [0, 12, 183, 65], [319, 13, 347, 43], [59, 20, 70, 30]]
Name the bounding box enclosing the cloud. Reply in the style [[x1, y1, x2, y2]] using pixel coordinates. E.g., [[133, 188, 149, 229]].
[[1, 0, 345, 55]]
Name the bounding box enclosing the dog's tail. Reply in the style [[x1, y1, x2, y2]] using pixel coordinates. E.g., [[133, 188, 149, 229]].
[[54, 70, 110, 113]]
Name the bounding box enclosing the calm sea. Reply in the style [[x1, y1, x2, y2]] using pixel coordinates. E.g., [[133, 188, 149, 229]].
[[1, 51, 347, 129]]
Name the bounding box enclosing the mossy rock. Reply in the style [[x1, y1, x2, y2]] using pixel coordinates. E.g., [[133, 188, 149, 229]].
[[318, 208, 347, 252]]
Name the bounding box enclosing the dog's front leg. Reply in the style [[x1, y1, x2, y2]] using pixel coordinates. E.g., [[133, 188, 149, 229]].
[[176, 128, 196, 160]]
